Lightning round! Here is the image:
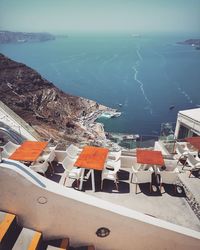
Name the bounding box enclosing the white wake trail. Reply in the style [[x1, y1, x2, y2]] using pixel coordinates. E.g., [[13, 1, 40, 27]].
[[133, 47, 152, 115], [132, 66, 152, 112], [136, 48, 143, 61]]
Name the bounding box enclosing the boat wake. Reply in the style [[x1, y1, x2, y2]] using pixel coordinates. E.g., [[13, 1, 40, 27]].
[[136, 47, 143, 61], [132, 48, 152, 115], [177, 86, 193, 104]]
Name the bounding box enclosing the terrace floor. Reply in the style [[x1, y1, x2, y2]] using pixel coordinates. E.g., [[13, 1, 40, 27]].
[[47, 162, 200, 232]]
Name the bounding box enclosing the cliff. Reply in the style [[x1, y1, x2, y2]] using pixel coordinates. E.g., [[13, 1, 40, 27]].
[[0, 31, 55, 44], [0, 53, 108, 144], [177, 39, 200, 48]]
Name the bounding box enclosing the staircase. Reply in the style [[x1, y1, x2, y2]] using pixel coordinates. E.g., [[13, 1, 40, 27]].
[[0, 211, 95, 250]]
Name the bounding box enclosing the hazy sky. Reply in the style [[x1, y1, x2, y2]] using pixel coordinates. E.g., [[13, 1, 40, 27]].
[[0, 0, 200, 33]]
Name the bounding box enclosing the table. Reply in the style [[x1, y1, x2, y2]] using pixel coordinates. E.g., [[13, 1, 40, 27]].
[[9, 141, 48, 162], [74, 146, 109, 191], [185, 136, 200, 151], [136, 149, 164, 168]]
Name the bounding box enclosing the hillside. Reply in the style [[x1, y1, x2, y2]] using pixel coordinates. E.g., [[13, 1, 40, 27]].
[[0, 53, 109, 144], [0, 31, 55, 43]]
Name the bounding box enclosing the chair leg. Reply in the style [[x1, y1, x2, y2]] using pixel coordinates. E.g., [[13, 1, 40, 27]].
[[160, 182, 162, 193], [49, 162, 54, 174], [101, 179, 104, 190], [63, 176, 67, 186], [115, 181, 119, 191], [150, 182, 152, 193], [174, 185, 176, 194], [130, 173, 133, 183], [182, 157, 188, 169], [135, 183, 137, 194], [76, 179, 80, 189]]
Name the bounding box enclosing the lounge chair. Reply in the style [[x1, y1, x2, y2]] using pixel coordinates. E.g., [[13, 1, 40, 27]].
[[186, 154, 200, 177], [175, 143, 189, 166]]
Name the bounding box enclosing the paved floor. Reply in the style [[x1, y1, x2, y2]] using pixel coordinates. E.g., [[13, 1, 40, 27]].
[[47, 163, 200, 232]]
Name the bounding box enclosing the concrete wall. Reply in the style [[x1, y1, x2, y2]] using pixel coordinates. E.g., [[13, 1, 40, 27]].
[[0, 161, 200, 250], [0, 101, 39, 141]]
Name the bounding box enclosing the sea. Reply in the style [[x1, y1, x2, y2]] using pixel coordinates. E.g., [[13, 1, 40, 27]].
[[1, 32, 200, 137]]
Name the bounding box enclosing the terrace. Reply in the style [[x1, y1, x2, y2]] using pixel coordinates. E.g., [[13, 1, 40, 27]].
[[42, 146, 199, 232], [0, 104, 200, 249]]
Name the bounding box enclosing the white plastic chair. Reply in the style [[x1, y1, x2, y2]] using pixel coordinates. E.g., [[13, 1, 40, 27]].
[[1, 148, 10, 158], [163, 159, 177, 171], [38, 150, 56, 173], [175, 143, 189, 166], [108, 150, 121, 161], [66, 144, 81, 159], [101, 159, 121, 190], [61, 156, 82, 186], [159, 168, 179, 193], [29, 159, 49, 177], [2, 141, 20, 154], [186, 154, 200, 177], [131, 165, 153, 194]]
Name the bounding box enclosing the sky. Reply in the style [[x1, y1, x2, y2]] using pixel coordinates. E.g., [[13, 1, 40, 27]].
[[0, 0, 200, 34]]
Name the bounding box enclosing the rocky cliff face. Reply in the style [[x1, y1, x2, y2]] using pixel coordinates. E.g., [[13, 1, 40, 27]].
[[0, 53, 107, 143]]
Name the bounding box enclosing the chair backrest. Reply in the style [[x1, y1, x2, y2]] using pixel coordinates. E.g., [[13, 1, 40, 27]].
[[132, 163, 142, 172], [62, 156, 76, 172], [66, 144, 80, 158], [164, 159, 177, 171], [1, 149, 10, 158], [176, 143, 186, 156], [160, 170, 179, 184], [109, 150, 121, 161], [136, 171, 152, 184], [187, 154, 199, 167], [3, 141, 20, 154], [45, 150, 56, 162], [30, 160, 49, 174]]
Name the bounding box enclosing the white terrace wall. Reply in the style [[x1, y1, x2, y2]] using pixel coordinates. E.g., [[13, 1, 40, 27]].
[[0, 162, 200, 250], [0, 101, 39, 141]]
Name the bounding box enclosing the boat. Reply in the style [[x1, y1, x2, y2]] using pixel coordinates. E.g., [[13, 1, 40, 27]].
[[123, 134, 139, 140], [112, 112, 121, 118], [100, 111, 121, 119], [169, 105, 175, 110]]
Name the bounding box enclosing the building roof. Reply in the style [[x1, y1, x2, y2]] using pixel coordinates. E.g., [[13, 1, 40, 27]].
[[179, 108, 200, 123]]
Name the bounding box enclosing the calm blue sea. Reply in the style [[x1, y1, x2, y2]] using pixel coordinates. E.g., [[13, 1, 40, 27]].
[[1, 33, 200, 135]]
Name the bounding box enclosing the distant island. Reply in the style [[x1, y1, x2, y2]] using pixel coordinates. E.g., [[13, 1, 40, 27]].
[[177, 39, 200, 50], [0, 30, 55, 44]]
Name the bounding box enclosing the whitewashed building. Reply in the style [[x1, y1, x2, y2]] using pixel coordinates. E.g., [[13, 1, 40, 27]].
[[174, 108, 200, 139]]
